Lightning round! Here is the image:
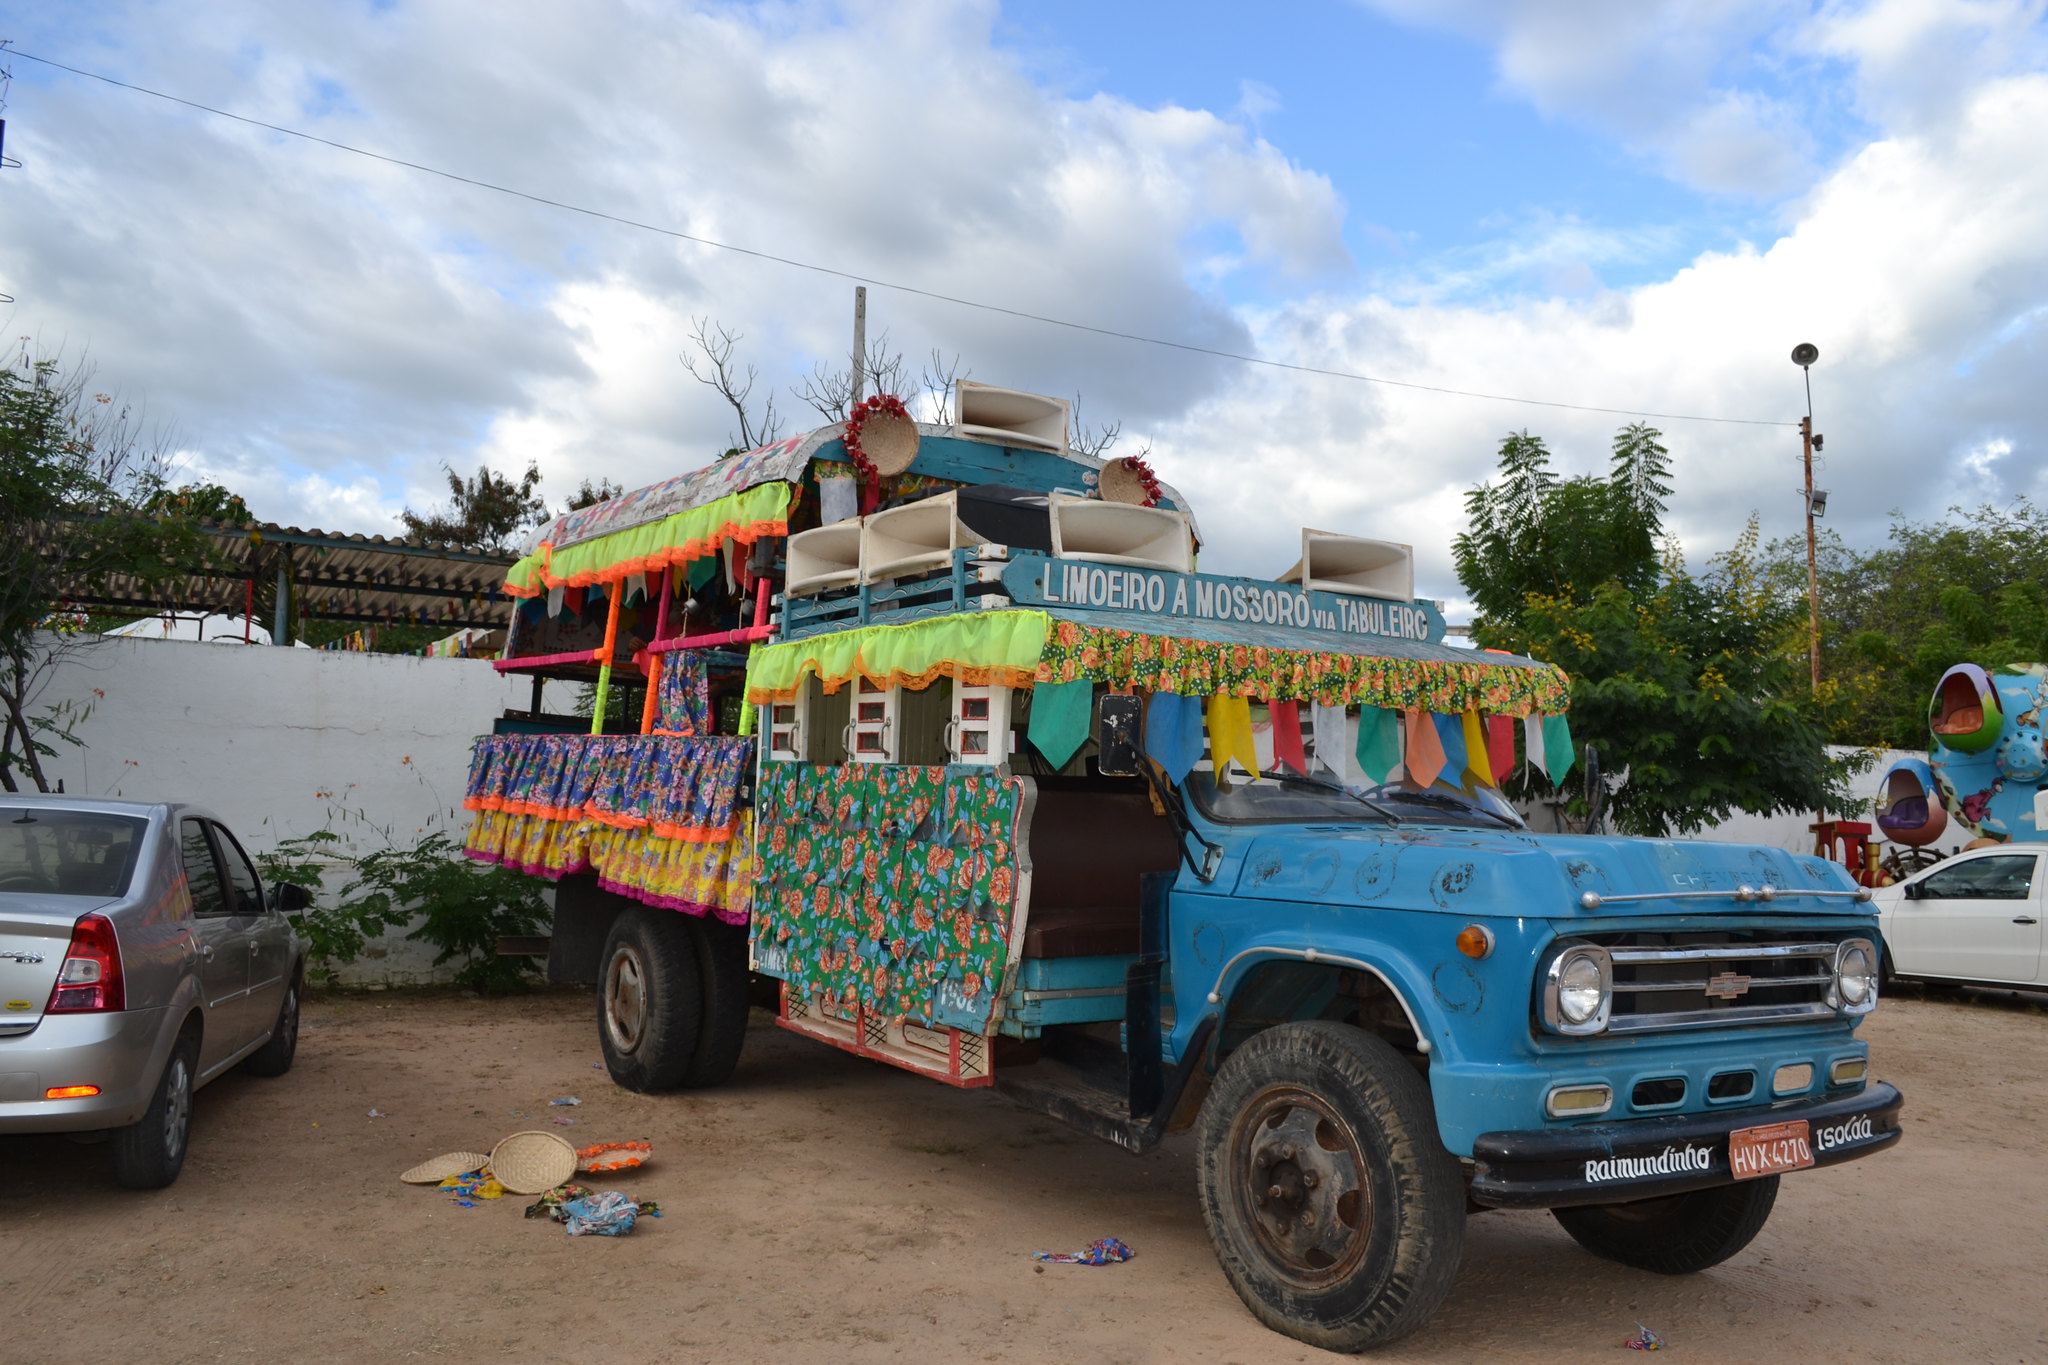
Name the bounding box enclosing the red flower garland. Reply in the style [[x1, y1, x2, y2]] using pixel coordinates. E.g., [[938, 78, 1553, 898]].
[[1120, 454, 1165, 507], [843, 394, 912, 514]]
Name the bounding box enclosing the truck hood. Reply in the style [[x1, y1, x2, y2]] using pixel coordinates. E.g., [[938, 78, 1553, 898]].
[[1231, 825, 1866, 919]]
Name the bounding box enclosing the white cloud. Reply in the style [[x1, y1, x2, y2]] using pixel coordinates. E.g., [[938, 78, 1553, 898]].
[[1154, 64, 2048, 600], [0, 0, 2042, 635], [1355, 0, 1819, 196]]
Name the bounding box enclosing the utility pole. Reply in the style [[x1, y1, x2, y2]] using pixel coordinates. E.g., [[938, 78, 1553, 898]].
[[1792, 343, 1822, 693], [851, 286, 867, 407], [1801, 412, 1820, 691], [1793, 342, 1827, 845]]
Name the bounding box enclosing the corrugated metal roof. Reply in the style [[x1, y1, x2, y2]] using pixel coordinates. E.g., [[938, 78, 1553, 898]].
[[65, 522, 516, 631]]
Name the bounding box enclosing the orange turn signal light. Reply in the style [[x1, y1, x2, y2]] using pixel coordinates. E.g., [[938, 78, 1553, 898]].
[[45, 1084, 100, 1099], [1455, 925, 1494, 960]]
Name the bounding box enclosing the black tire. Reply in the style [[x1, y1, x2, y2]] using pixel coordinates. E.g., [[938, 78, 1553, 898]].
[[111, 1031, 198, 1190], [240, 971, 301, 1077], [598, 907, 701, 1093], [1194, 1022, 1466, 1353], [679, 913, 751, 1088], [1552, 1176, 1779, 1274]]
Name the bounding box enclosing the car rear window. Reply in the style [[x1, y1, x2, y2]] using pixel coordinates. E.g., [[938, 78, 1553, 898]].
[[0, 810, 148, 898]]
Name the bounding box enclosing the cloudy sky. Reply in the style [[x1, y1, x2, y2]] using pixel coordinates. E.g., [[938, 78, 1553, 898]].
[[3, 0, 2044, 612]]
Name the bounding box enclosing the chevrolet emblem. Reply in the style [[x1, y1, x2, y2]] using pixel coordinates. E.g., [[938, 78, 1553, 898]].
[[1704, 971, 1754, 1000]]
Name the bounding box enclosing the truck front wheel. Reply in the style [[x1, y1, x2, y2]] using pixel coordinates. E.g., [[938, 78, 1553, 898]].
[[1195, 1021, 1465, 1353], [1551, 1176, 1779, 1274], [598, 908, 701, 1092]]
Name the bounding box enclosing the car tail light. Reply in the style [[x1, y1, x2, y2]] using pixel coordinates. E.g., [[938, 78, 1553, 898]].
[[46, 913, 126, 1013]]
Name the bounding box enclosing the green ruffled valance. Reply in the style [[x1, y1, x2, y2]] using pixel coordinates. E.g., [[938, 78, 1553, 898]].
[[506, 482, 792, 597], [744, 610, 1051, 703]]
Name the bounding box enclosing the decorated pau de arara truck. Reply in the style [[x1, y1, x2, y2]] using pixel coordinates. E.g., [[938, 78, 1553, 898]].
[[462, 381, 1902, 1352]]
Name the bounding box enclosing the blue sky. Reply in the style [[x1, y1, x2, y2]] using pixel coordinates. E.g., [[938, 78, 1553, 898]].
[[1002, 0, 1774, 296], [2, 0, 2045, 605]]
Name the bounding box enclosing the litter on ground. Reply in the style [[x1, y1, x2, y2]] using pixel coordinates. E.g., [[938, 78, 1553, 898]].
[[1032, 1238, 1133, 1266]]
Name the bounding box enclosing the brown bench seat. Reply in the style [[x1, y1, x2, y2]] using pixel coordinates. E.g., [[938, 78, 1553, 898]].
[[1020, 789, 1179, 959]]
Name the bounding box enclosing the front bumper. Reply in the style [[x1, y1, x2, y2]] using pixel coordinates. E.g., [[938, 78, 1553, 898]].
[[1468, 1081, 1903, 1209]]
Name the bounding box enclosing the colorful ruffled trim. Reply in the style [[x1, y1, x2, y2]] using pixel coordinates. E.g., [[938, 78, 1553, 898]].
[[464, 733, 752, 843], [463, 809, 754, 924], [1035, 620, 1569, 718]]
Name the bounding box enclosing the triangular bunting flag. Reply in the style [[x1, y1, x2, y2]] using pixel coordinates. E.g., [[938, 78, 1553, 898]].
[[1486, 714, 1516, 783], [1207, 694, 1260, 787], [1543, 714, 1576, 782], [1524, 714, 1549, 781], [1461, 710, 1494, 787], [1145, 692, 1205, 784], [1269, 699, 1308, 774], [1404, 710, 1447, 788], [1356, 707, 1401, 785], [1311, 703, 1352, 782], [1433, 713, 1467, 784]]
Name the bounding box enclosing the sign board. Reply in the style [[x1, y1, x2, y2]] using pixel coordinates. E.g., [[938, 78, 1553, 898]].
[[1000, 554, 1446, 645]]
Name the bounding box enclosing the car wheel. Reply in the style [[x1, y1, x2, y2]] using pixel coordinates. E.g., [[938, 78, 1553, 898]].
[[1552, 1176, 1779, 1274], [1194, 1022, 1466, 1352], [111, 1032, 198, 1190], [241, 973, 302, 1077], [678, 913, 751, 1089], [598, 907, 701, 1093]]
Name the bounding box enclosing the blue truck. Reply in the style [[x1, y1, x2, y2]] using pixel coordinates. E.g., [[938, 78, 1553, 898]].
[[465, 382, 1901, 1351]]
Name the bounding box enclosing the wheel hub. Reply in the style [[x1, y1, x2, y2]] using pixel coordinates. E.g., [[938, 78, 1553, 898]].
[[604, 944, 647, 1053], [1237, 1091, 1370, 1283], [162, 1057, 191, 1160]]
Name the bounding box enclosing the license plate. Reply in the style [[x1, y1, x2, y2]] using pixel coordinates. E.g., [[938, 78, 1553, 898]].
[[1728, 1120, 1815, 1180]]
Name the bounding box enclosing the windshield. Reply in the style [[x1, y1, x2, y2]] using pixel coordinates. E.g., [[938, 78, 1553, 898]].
[[1187, 769, 1525, 831], [0, 809, 148, 898]]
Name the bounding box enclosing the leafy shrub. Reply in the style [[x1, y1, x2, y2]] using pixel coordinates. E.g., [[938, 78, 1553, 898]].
[[256, 829, 549, 993]]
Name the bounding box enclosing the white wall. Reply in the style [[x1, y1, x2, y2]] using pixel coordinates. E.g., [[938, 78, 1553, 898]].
[[1522, 745, 1940, 857], [26, 634, 544, 984]]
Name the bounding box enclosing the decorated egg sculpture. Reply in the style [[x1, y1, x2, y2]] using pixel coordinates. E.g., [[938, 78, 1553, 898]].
[[1873, 758, 1947, 847], [1928, 663, 2002, 754]]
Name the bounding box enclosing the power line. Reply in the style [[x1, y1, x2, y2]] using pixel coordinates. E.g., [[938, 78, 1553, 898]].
[[9, 46, 1796, 429]]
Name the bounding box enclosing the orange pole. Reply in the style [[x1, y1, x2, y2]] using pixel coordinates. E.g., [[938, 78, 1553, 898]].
[[591, 583, 624, 735]]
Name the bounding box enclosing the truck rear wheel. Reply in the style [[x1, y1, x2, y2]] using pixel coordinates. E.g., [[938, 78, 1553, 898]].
[[598, 908, 701, 1092], [1195, 1021, 1465, 1353], [678, 913, 751, 1088], [1552, 1176, 1778, 1274]]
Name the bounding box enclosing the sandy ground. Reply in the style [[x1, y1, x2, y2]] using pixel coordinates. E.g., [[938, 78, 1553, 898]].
[[4, 985, 2046, 1364]]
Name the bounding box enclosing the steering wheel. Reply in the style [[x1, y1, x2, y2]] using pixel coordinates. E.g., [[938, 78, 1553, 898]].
[[0, 874, 46, 893]]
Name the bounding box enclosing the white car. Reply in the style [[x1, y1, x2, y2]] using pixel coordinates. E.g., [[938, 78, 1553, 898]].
[[1872, 844, 2045, 988]]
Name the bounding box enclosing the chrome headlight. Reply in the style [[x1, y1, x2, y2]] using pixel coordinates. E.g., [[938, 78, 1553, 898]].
[[1829, 938, 1879, 1015], [1543, 943, 1613, 1035]]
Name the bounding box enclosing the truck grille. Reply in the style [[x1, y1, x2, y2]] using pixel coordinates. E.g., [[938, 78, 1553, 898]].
[[1600, 934, 1841, 1034]]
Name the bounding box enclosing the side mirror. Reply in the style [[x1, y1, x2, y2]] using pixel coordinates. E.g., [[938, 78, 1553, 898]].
[[1901, 881, 1921, 901], [272, 883, 312, 913], [1097, 694, 1142, 777]]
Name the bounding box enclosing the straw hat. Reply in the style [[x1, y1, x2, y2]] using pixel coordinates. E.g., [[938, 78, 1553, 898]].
[[857, 403, 920, 475], [399, 1150, 491, 1185], [489, 1130, 578, 1194], [1098, 456, 1156, 506]]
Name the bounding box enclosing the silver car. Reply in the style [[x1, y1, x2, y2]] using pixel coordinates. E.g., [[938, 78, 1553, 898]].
[[0, 797, 309, 1187]]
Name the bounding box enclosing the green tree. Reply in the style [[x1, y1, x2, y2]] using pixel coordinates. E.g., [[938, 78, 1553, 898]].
[[1455, 426, 1853, 835], [0, 348, 215, 790], [399, 461, 548, 554], [1767, 501, 2048, 747]]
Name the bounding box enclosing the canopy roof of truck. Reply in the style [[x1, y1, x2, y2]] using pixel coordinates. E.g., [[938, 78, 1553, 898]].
[[742, 608, 1568, 718], [501, 424, 1196, 598]]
